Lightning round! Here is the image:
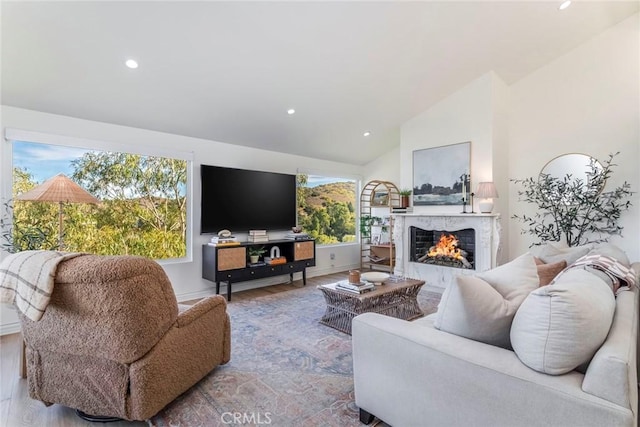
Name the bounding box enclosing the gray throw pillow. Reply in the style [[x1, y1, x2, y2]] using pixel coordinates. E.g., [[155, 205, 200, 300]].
[[434, 253, 539, 349]]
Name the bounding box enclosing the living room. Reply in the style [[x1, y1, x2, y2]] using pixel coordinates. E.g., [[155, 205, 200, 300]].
[[1, 1, 639, 426]]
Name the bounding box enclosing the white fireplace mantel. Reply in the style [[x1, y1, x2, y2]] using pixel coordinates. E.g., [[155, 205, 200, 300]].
[[393, 213, 501, 289]]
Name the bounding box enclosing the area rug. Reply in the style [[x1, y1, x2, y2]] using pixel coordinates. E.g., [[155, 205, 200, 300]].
[[149, 282, 441, 427]]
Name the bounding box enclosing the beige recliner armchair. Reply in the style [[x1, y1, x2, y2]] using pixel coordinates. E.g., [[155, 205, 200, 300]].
[[19, 254, 231, 421]]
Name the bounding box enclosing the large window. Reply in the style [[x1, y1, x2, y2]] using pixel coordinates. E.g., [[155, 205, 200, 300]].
[[296, 174, 356, 245], [3, 138, 190, 260]]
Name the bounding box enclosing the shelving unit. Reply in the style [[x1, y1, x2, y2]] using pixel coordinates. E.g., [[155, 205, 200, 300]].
[[360, 180, 400, 273]]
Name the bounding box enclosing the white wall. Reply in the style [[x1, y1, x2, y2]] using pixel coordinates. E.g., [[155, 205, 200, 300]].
[[0, 106, 363, 334], [363, 145, 400, 187], [398, 72, 509, 259], [508, 13, 640, 260]]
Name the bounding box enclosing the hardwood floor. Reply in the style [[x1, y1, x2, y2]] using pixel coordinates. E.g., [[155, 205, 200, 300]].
[[0, 272, 350, 426]]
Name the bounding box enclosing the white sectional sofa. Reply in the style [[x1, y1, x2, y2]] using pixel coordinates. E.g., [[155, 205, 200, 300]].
[[352, 249, 639, 427]]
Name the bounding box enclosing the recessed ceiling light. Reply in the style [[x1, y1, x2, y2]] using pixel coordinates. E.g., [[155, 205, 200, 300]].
[[363, 131, 371, 137], [125, 59, 138, 69], [558, 1, 571, 10], [287, 109, 295, 115]]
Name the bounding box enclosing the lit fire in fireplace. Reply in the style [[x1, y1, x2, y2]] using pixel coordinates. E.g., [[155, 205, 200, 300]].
[[417, 232, 472, 269], [427, 234, 464, 261]]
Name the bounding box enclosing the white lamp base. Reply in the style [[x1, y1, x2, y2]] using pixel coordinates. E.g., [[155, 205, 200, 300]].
[[479, 200, 494, 213]]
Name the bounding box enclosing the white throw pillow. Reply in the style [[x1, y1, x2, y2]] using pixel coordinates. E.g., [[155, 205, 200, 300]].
[[510, 269, 615, 375], [434, 253, 539, 349]]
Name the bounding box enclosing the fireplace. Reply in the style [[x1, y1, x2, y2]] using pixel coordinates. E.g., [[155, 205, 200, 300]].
[[393, 213, 501, 289], [410, 226, 475, 269]]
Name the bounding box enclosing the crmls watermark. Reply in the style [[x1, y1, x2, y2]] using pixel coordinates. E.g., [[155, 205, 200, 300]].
[[221, 412, 273, 425]]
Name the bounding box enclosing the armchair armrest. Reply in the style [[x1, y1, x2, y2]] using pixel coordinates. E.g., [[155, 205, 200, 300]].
[[176, 295, 227, 328]]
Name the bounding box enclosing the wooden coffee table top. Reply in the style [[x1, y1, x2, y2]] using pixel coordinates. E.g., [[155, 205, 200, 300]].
[[320, 278, 425, 298]]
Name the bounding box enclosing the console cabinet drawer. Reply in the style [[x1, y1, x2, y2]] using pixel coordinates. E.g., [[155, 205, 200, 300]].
[[294, 241, 315, 261], [217, 247, 246, 271]]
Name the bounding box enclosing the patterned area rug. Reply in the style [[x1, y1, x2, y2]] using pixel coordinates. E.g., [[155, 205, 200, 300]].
[[149, 282, 441, 427]]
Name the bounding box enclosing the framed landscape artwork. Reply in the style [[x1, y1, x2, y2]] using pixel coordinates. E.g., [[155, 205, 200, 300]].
[[413, 141, 471, 206], [371, 190, 389, 207]]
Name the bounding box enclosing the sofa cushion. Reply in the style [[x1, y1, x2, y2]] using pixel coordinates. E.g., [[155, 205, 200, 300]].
[[536, 243, 591, 265], [510, 269, 615, 375], [434, 253, 539, 349], [535, 259, 567, 286]]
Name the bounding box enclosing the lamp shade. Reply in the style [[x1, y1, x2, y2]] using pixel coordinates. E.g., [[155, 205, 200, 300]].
[[475, 182, 498, 213], [475, 182, 499, 199]]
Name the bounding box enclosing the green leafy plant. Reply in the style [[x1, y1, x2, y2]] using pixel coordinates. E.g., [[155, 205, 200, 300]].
[[247, 245, 267, 257], [511, 152, 633, 247], [399, 189, 412, 196], [1, 199, 54, 253], [359, 215, 382, 238]]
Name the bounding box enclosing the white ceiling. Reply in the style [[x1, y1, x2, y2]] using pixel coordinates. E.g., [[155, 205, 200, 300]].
[[2, 1, 638, 165]]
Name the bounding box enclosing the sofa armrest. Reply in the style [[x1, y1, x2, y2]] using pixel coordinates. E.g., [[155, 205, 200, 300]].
[[352, 313, 633, 427], [176, 295, 227, 328]]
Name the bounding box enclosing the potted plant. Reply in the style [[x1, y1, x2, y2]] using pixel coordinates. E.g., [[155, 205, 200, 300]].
[[399, 189, 412, 208], [247, 245, 267, 263]]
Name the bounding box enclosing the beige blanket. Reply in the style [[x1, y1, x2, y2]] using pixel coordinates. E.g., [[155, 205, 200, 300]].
[[0, 250, 83, 321]]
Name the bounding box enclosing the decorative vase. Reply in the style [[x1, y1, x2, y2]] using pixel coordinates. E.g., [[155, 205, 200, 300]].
[[250, 255, 259, 263], [401, 195, 410, 208]]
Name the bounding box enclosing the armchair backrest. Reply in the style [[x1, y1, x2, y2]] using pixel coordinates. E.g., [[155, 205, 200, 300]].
[[20, 254, 179, 364]]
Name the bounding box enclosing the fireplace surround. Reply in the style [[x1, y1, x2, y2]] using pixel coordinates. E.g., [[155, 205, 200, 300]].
[[394, 213, 500, 289]]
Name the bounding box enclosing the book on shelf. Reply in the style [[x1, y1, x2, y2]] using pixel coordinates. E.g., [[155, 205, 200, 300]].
[[247, 235, 269, 242], [284, 232, 310, 240], [249, 230, 267, 236], [210, 236, 237, 244], [248, 261, 266, 267], [392, 207, 413, 213], [264, 256, 287, 265], [207, 241, 241, 247]]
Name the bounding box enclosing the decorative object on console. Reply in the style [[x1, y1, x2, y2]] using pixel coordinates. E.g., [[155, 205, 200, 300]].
[[248, 230, 269, 242], [475, 182, 499, 213], [511, 152, 632, 247], [412, 141, 471, 206]]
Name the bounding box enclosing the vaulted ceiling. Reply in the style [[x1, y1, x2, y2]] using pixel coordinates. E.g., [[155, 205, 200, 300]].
[[2, 1, 638, 165]]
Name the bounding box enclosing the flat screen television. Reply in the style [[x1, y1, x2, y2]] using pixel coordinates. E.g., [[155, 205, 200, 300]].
[[200, 164, 297, 234]]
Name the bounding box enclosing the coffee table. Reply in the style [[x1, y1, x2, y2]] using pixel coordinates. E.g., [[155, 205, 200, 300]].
[[318, 278, 425, 334]]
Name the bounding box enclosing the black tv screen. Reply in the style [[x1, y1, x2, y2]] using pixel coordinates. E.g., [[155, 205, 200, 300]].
[[200, 165, 297, 234]]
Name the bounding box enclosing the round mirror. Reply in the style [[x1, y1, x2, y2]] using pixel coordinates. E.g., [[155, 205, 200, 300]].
[[540, 153, 604, 192]]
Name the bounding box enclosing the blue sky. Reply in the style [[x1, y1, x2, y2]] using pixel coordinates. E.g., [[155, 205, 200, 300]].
[[13, 141, 354, 188], [13, 141, 90, 183]]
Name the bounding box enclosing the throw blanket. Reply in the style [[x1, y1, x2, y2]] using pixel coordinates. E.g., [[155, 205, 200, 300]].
[[0, 250, 82, 321], [557, 254, 637, 294]]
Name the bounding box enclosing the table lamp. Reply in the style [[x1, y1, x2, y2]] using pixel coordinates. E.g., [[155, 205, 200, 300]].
[[475, 182, 498, 213]]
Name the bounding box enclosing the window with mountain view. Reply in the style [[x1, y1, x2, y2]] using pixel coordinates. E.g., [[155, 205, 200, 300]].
[[296, 174, 356, 245], [4, 140, 189, 260]]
